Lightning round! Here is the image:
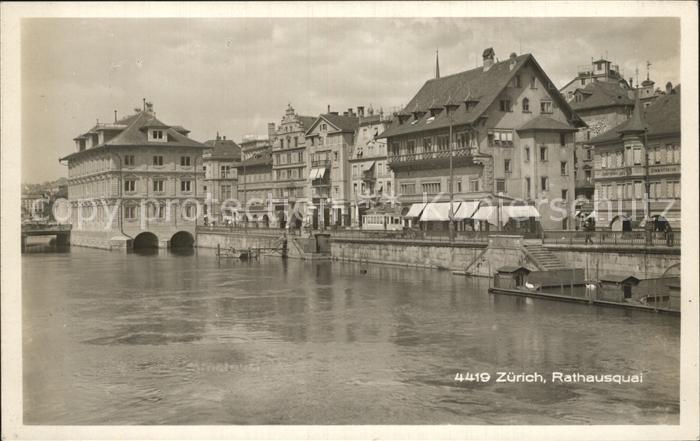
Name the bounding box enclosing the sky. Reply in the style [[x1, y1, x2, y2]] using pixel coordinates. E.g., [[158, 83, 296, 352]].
[[21, 17, 680, 183]]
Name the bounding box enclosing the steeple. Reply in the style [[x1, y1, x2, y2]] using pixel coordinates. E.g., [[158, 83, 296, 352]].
[[618, 90, 646, 135], [435, 49, 440, 79]]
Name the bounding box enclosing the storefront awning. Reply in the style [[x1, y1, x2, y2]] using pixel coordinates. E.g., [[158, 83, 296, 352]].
[[420, 202, 461, 222], [309, 168, 327, 180], [454, 201, 480, 220], [404, 203, 427, 218], [361, 161, 375, 172], [472, 205, 540, 225]]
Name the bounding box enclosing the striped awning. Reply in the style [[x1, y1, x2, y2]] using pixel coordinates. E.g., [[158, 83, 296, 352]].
[[404, 203, 427, 218], [472, 205, 540, 225], [454, 201, 480, 220], [420, 202, 461, 222]]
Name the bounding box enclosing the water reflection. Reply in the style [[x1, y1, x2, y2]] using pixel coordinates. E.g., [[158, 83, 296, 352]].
[[22, 247, 680, 425]]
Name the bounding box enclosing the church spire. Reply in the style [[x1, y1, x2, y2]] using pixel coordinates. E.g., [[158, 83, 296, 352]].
[[435, 49, 440, 79]]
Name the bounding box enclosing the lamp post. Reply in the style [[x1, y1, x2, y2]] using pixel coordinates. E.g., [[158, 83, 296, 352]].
[[444, 101, 460, 242]]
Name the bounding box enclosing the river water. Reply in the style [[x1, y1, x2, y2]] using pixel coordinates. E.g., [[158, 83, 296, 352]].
[[22, 243, 680, 425]]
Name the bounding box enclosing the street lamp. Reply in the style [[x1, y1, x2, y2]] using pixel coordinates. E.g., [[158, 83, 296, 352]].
[[444, 100, 460, 241]]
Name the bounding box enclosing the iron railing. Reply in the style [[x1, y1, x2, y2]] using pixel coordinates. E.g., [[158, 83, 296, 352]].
[[387, 147, 475, 164], [542, 230, 680, 248]]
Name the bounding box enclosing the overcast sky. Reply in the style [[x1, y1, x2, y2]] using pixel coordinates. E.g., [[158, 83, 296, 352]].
[[22, 17, 679, 183]]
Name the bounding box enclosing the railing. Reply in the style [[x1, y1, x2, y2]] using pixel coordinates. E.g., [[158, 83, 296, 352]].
[[330, 228, 495, 244], [312, 160, 331, 168], [387, 147, 475, 164], [197, 225, 301, 236], [22, 223, 72, 232], [542, 230, 681, 248]]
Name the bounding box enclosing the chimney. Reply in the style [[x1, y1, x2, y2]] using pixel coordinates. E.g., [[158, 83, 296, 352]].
[[509, 52, 517, 71], [629, 77, 634, 88], [114, 110, 117, 123], [327, 104, 331, 113], [665, 81, 673, 94], [267, 122, 276, 138], [482, 47, 495, 72], [223, 135, 227, 140], [357, 106, 365, 117], [142, 98, 146, 112]]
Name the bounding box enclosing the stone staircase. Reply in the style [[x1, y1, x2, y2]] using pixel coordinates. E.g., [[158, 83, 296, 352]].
[[523, 244, 567, 270]]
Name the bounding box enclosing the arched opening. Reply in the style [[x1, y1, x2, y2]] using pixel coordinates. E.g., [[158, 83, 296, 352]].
[[289, 210, 302, 229], [133, 232, 159, 250], [261, 214, 270, 228], [170, 231, 194, 248], [610, 216, 632, 232], [277, 211, 287, 229]]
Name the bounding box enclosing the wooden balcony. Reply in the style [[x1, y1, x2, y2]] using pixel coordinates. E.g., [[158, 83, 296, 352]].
[[387, 147, 478, 171]]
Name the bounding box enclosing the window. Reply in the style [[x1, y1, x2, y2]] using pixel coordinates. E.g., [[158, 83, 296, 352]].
[[469, 179, 480, 192], [530, 76, 537, 89], [673, 145, 681, 163], [540, 176, 549, 191], [321, 123, 327, 132], [488, 130, 514, 147], [665, 145, 674, 164], [221, 165, 231, 178], [153, 179, 164, 192], [422, 182, 441, 194], [457, 179, 462, 192], [561, 189, 568, 200], [616, 184, 624, 199], [616, 152, 623, 168], [352, 164, 358, 178], [496, 179, 506, 193], [540, 100, 552, 114], [634, 181, 643, 199], [152, 155, 163, 166], [499, 99, 513, 112], [514, 75, 521, 88], [504, 159, 512, 173], [539, 146, 548, 161], [522, 98, 530, 112], [181, 180, 191, 192], [400, 183, 415, 195], [525, 177, 531, 198], [151, 130, 164, 140], [560, 161, 568, 175], [124, 179, 136, 192], [125, 206, 136, 220], [626, 183, 632, 199], [180, 156, 191, 166], [407, 140, 416, 155], [585, 169, 592, 181], [423, 137, 433, 152], [437, 135, 449, 151], [654, 148, 663, 165], [124, 155, 135, 166], [524, 146, 530, 161], [334, 151, 339, 161], [560, 133, 566, 146], [585, 148, 593, 160], [353, 183, 358, 194]]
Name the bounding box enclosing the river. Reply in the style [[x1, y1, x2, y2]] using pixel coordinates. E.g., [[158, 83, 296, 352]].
[[22, 243, 680, 425]]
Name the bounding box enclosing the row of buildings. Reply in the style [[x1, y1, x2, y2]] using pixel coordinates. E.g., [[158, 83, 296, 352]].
[[57, 49, 681, 249]]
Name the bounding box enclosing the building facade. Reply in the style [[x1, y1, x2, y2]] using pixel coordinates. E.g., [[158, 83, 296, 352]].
[[270, 104, 316, 227], [203, 134, 240, 224], [59, 102, 206, 250], [348, 108, 395, 226], [235, 135, 275, 227], [381, 49, 586, 232], [590, 86, 680, 231], [304, 111, 359, 228]]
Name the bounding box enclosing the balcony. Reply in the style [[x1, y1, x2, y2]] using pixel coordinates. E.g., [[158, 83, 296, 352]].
[[648, 164, 680, 176], [362, 169, 376, 182], [387, 147, 477, 171], [312, 159, 331, 168]]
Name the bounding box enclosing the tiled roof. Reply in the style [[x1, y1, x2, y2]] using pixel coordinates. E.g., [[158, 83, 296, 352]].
[[517, 115, 577, 132], [204, 138, 241, 160], [235, 152, 272, 169], [298, 116, 317, 130], [570, 82, 634, 111], [320, 113, 360, 132], [61, 111, 206, 161], [589, 85, 680, 144], [379, 54, 584, 138]]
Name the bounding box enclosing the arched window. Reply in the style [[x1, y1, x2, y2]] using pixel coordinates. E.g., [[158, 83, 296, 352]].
[[522, 98, 530, 112]]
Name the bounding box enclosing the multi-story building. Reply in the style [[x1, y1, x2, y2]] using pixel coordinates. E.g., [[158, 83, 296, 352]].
[[59, 102, 207, 250], [304, 110, 359, 228], [560, 58, 630, 100], [380, 49, 586, 232], [589, 85, 680, 231], [203, 133, 240, 224], [348, 107, 395, 226], [270, 104, 316, 226], [235, 134, 275, 227]]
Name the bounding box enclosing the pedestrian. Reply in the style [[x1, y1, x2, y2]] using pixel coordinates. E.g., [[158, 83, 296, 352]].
[[665, 224, 674, 247], [584, 220, 593, 244]]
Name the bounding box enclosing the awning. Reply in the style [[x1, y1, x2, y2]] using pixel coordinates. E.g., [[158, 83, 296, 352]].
[[454, 201, 480, 220], [309, 168, 327, 180], [404, 203, 427, 218], [361, 161, 375, 172], [472, 205, 540, 225], [420, 202, 461, 222]]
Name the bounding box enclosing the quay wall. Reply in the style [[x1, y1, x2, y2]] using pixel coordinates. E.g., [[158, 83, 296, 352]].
[[331, 239, 486, 271], [546, 246, 680, 278], [196, 231, 282, 250]]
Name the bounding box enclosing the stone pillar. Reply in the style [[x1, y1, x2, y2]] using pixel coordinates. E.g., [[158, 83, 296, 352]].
[[159, 239, 171, 249]]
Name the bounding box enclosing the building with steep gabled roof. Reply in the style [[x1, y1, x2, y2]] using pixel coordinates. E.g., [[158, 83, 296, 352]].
[[202, 134, 241, 224], [589, 86, 681, 231], [380, 49, 586, 232], [59, 102, 207, 250]]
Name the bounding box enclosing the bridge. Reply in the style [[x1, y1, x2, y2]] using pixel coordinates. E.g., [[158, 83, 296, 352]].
[[21, 224, 71, 252]]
